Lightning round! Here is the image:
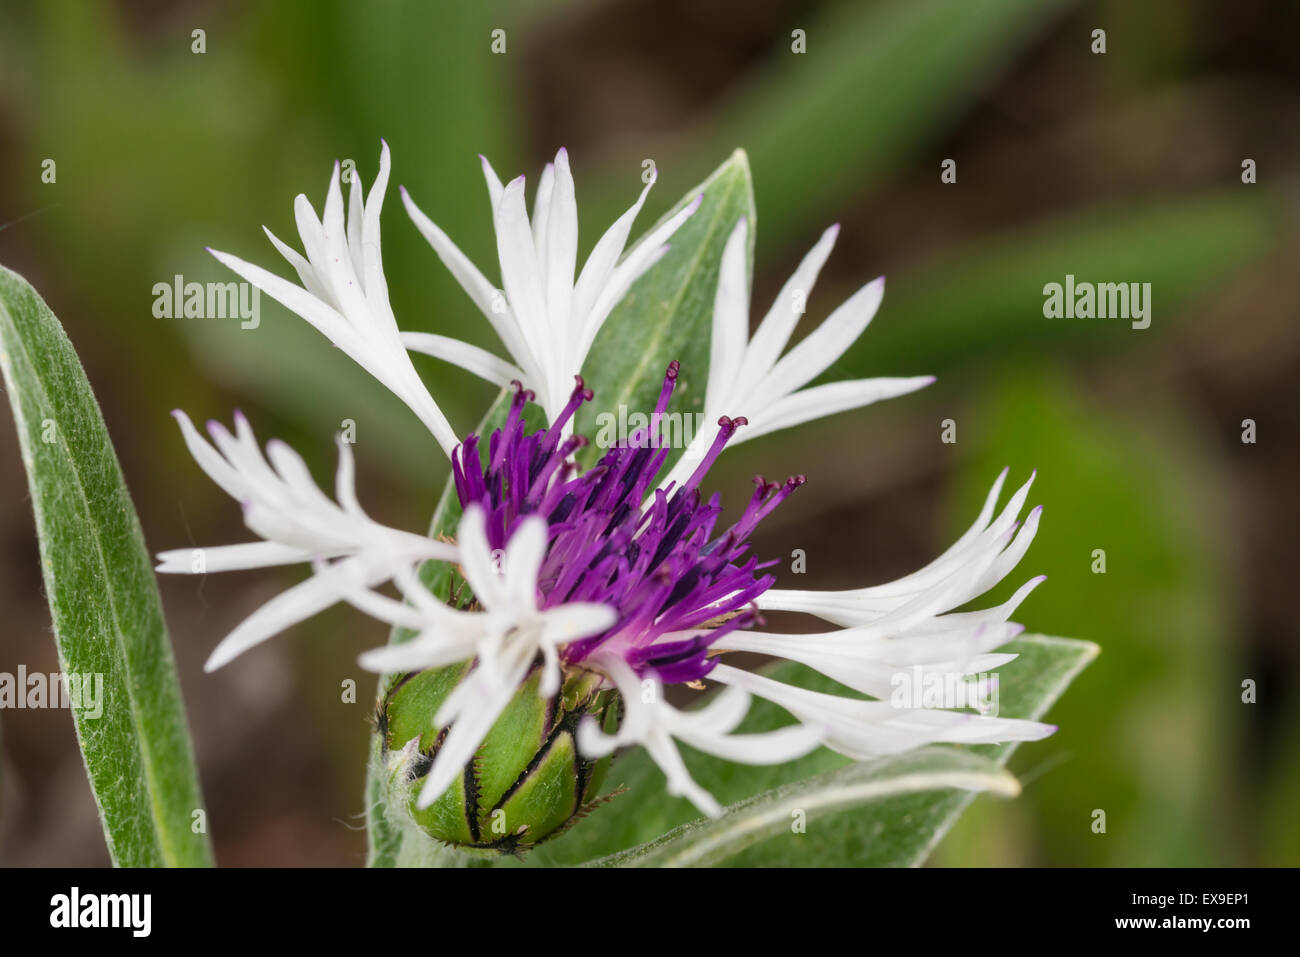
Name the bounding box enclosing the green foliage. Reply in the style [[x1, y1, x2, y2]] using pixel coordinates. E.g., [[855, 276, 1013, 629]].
[[584, 748, 1020, 868], [0, 266, 212, 867]]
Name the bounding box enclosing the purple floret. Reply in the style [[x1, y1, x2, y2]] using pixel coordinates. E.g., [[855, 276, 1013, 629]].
[[451, 362, 803, 686]]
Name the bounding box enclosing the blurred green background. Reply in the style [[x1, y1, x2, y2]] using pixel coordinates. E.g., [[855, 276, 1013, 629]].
[[1, 0, 1296, 866]]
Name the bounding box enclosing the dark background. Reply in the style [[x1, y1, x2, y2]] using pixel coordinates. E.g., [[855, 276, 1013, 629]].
[[1, 0, 1297, 866]]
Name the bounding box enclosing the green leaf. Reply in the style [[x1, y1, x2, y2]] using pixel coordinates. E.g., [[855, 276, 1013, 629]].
[[530, 634, 1096, 867], [0, 265, 212, 867], [583, 747, 1020, 868], [574, 149, 755, 470]]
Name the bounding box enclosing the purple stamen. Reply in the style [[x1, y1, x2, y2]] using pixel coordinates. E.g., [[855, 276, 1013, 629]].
[[451, 362, 801, 686], [684, 416, 746, 491]]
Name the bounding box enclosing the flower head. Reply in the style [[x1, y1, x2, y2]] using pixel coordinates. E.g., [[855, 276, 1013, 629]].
[[356, 365, 1052, 822], [166, 145, 1061, 841]]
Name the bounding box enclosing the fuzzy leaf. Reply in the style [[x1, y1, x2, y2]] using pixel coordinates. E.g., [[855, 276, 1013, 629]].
[[0, 265, 212, 867], [584, 747, 1020, 868]]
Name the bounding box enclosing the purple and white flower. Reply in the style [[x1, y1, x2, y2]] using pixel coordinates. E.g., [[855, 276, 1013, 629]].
[[165, 146, 1056, 819]]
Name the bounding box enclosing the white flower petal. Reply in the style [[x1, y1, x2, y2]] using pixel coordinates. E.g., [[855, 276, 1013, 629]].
[[545, 149, 578, 341], [531, 160, 555, 269], [705, 219, 751, 414], [501, 515, 548, 604], [455, 505, 505, 609], [758, 276, 885, 399], [494, 175, 556, 407], [169, 410, 248, 502], [570, 175, 655, 342], [479, 153, 505, 210], [738, 375, 935, 443], [732, 223, 840, 401], [408, 152, 695, 422], [418, 649, 532, 808], [156, 541, 320, 574], [712, 663, 1054, 761], [204, 567, 359, 672], [400, 186, 542, 383], [358, 630, 484, 674], [401, 332, 526, 387], [759, 471, 1036, 624]]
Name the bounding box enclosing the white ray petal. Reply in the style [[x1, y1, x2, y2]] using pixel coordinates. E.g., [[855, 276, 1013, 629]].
[[204, 568, 359, 672], [401, 332, 526, 387], [156, 541, 320, 574], [479, 153, 505, 210], [494, 175, 556, 408], [712, 663, 1054, 761], [531, 161, 555, 270], [571, 174, 655, 333], [732, 223, 840, 401], [455, 505, 507, 609], [738, 375, 935, 443], [705, 219, 751, 414], [758, 276, 885, 399], [418, 652, 531, 808], [400, 186, 541, 381], [501, 514, 548, 610], [169, 410, 248, 501], [545, 149, 578, 338]]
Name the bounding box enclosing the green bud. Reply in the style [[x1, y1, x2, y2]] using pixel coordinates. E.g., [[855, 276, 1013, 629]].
[[377, 662, 619, 854]]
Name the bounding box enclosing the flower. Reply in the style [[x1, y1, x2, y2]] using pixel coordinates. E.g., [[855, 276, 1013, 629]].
[[167, 144, 1062, 835], [658, 217, 935, 493], [358, 369, 1053, 820], [400, 147, 700, 422]]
